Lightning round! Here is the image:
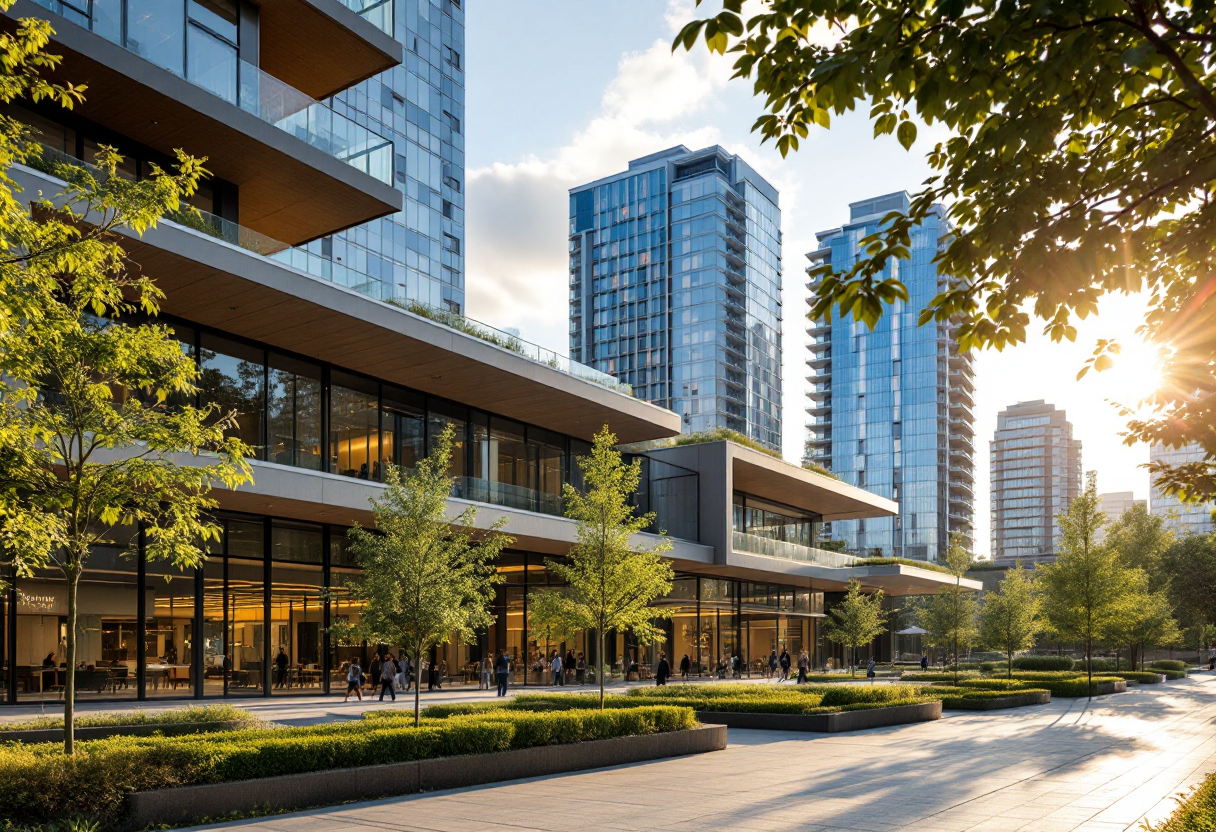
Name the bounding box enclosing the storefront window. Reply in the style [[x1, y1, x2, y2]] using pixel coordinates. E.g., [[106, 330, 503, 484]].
[[201, 558, 225, 696], [225, 558, 264, 695], [270, 561, 323, 694], [145, 559, 195, 697]]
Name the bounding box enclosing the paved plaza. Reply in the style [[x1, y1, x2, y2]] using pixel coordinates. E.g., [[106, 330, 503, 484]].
[[191, 673, 1216, 832]]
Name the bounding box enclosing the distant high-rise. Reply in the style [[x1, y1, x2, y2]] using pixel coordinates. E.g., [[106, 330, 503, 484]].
[[805, 192, 976, 560], [990, 401, 1082, 564], [1150, 442, 1214, 537], [1095, 491, 1146, 543], [569, 146, 783, 451]]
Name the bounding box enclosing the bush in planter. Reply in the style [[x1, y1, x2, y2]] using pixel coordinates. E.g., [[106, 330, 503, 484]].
[[1078, 658, 1131, 672], [0, 706, 695, 830], [899, 671, 980, 682], [1151, 660, 1188, 672], [955, 679, 1035, 691], [926, 685, 1049, 709], [1011, 655, 1075, 671], [1011, 674, 1123, 697], [1111, 671, 1165, 684]]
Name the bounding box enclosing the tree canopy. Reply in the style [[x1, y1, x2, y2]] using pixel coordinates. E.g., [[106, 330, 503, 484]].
[[676, 0, 1216, 501], [526, 426, 673, 707], [824, 578, 888, 676], [978, 564, 1041, 678]]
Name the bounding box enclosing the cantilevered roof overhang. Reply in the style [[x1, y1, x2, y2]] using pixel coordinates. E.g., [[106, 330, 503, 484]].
[[729, 445, 898, 521], [12, 163, 680, 445], [5, 0, 402, 244], [255, 0, 403, 99], [683, 554, 982, 597]]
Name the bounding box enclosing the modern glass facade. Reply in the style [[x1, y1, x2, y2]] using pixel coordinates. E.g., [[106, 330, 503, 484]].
[[291, 0, 467, 312], [569, 146, 783, 451], [990, 400, 1082, 564], [5, 530, 826, 703], [805, 193, 977, 560], [1150, 442, 1215, 537]]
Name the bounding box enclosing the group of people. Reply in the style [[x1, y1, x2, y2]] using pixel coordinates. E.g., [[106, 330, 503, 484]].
[[546, 650, 589, 685], [342, 651, 437, 702]]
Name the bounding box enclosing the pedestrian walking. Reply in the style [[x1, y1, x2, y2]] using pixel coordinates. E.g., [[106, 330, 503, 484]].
[[397, 654, 412, 691], [768, 650, 778, 678], [655, 651, 671, 686], [779, 648, 791, 682], [679, 653, 690, 680], [343, 658, 363, 702], [797, 649, 809, 684], [495, 650, 511, 697], [378, 655, 396, 701], [867, 656, 877, 683], [550, 651, 563, 686], [920, 654, 929, 671], [480, 656, 491, 690], [576, 653, 586, 684]]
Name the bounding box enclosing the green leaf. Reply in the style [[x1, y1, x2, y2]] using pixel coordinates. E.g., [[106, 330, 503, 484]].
[[897, 120, 917, 150]]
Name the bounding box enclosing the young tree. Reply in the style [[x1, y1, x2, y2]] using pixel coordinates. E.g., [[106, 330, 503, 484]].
[[343, 424, 513, 726], [0, 8, 252, 755], [978, 564, 1041, 679], [1116, 586, 1182, 671], [918, 534, 978, 685], [1106, 504, 1173, 582], [526, 426, 673, 708], [823, 579, 888, 677], [1160, 534, 1216, 660], [1038, 475, 1128, 694], [675, 1, 1216, 501]]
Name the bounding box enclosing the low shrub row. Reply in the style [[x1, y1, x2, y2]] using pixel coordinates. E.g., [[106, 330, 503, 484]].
[[1145, 770, 1216, 831], [1012, 655, 1076, 671], [1151, 660, 1189, 672], [1011, 674, 1124, 697], [0, 706, 694, 829], [925, 685, 1050, 709], [0, 704, 256, 734], [1111, 671, 1165, 685], [898, 671, 981, 682], [955, 679, 1035, 691]]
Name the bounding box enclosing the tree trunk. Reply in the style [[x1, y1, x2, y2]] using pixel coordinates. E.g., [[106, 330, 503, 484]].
[[1087, 636, 1093, 699], [598, 629, 605, 710], [1007, 652, 1012, 680], [64, 568, 80, 755], [413, 641, 422, 728]]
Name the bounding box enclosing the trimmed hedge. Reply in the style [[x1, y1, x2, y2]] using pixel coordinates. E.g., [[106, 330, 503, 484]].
[[1112, 671, 1165, 684], [898, 671, 981, 682], [1161, 669, 1189, 680], [1151, 660, 1189, 672], [926, 685, 1050, 709], [954, 679, 1036, 691], [1012, 656, 1075, 671], [0, 704, 257, 734], [1146, 771, 1216, 831], [0, 706, 694, 829], [1011, 674, 1123, 697]]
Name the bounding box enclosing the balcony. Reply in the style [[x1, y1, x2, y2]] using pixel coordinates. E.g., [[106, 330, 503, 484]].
[[732, 531, 858, 568], [9, 0, 400, 243], [17, 153, 654, 433], [808, 383, 832, 401], [451, 478, 563, 518]]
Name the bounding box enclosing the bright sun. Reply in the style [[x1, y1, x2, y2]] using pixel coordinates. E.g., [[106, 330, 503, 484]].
[[1097, 338, 1166, 409]]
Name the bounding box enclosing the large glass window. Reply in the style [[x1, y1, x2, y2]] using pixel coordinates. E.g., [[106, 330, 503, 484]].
[[270, 559, 323, 695], [201, 557, 225, 696], [186, 0, 239, 104], [267, 354, 322, 470], [533, 428, 565, 515], [381, 385, 425, 473], [428, 400, 467, 481], [144, 559, 195, 697], [225, 557, 264, 695], [330, 372, 380, 480], [126, 0, 186, 75], [199, 334, 264, 457]]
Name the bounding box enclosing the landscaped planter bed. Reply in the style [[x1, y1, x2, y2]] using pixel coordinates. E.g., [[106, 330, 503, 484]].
[[124, 723, 726, 830], [693, 701, 941, 732]]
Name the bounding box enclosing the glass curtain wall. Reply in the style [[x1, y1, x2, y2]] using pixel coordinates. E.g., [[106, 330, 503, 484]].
[[145, 559, 196, 697], [270, 522, 324, 694]]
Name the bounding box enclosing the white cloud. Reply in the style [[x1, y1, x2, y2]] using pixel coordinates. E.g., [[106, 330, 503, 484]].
[[465, 18, 731, 349]]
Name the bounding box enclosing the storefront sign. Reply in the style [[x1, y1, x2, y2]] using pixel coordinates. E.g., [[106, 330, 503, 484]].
[[17, 585, 65, 616]]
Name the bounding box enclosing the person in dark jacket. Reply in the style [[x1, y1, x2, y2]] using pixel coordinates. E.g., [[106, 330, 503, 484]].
[[679, 654, 691, 680], [495, 650, 511, 697], [920, 654, 929, 671], [779, 648, 791, 682], [655, 652, 671, 686], [274, 646, 290, 689], [867, 656, 877, 682]]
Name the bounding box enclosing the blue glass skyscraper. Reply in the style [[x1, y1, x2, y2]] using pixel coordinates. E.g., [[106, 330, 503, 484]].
[[805, 193, 976, 560], [276, 0, 467, 313], [569, 146, 783, 451]]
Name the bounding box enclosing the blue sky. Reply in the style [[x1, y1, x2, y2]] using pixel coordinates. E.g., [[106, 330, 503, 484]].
[[462, 1, 1154, 555]]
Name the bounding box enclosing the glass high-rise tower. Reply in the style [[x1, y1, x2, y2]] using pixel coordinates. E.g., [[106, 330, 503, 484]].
[[805, 192, 976, 560], [568, 146, 783, 451], [1150, 442, 1215, 537], [276, 0, 467, 313], [990, 400, 1082, 564]]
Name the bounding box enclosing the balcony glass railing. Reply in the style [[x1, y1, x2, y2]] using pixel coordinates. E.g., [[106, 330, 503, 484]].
[[341, 0, 393, 34], [29, 0, 392, 184], [450, 477, 563, 518], [732, 531, 858, 568], [22, 144, 632, 397]]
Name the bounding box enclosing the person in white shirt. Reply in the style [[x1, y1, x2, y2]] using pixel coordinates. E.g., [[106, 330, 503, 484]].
[[550, 652, 563, 686]]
